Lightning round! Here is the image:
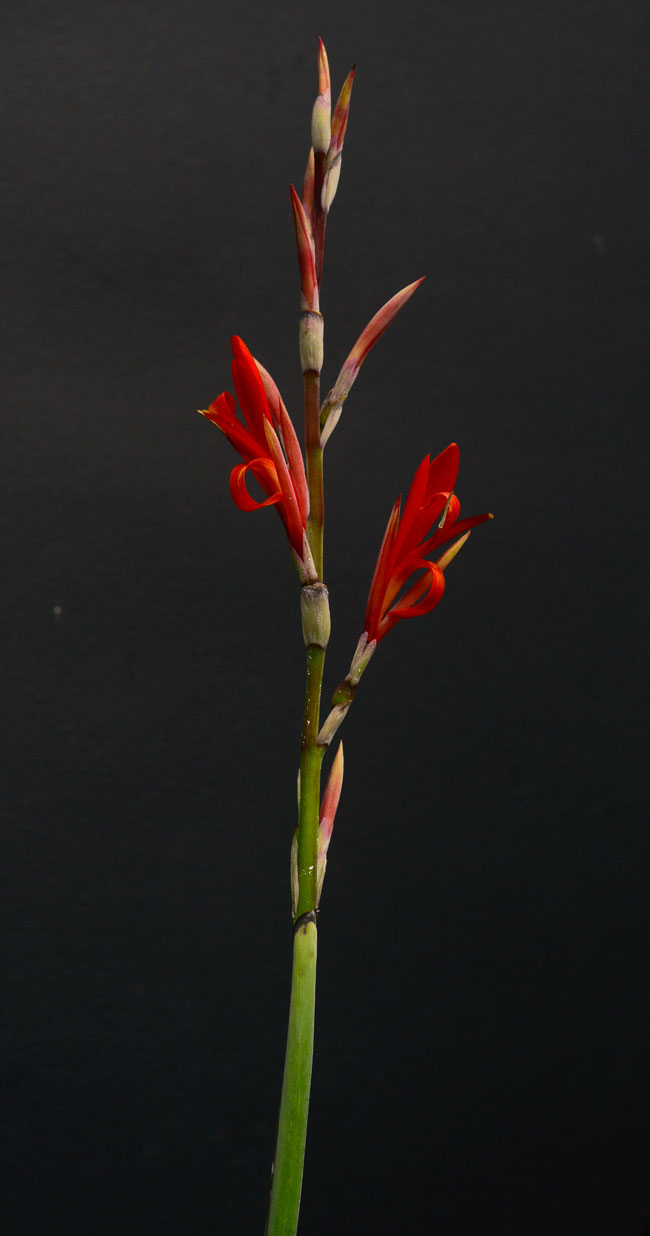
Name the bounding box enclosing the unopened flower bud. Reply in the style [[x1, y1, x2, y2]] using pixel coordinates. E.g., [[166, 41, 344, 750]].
[[300, 582, 331, 649], [311, 37, 331, 153], [311, 96, 331, 155], [299, 310, 324, 374]]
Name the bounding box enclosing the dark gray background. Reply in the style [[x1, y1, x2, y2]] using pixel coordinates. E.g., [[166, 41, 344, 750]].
[[3, 0, 649, 1232]]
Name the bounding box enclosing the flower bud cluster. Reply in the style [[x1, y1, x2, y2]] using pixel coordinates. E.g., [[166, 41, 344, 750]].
[[291, 41, 355, 311]]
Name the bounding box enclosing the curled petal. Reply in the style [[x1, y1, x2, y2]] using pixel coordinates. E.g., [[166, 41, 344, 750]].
[[229, 459, 282, 512], [374, 557, 445, 639], [388, 557, 446, 620]]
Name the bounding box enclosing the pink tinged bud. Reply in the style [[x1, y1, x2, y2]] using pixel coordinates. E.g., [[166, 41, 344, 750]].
[[326, 66, 355, 170], [290, 184, 319, 311], [320, 278, 425, 442], [311, 97, 331, 155], [311, 51, 331, 155], [316, 741, 344, 906]]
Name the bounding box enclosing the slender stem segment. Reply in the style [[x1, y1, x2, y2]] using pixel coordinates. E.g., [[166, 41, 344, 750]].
[[265, 914, 317, 1236]]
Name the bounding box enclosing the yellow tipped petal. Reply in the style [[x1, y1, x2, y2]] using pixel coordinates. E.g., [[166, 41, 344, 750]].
[[437, 530, 471, 571], [327, 66, 355, 166]]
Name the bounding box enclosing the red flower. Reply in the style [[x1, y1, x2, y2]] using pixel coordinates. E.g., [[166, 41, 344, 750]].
[[365, 444, 491, 642], [201, 336, 310, 566]]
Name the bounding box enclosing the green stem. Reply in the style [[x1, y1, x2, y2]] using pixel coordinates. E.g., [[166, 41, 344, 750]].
[[265, 914, 317, 1236], [266, 319, 326, 1236], [296, 644, 326, 916]]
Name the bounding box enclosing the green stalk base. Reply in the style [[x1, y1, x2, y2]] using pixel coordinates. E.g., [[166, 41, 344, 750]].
[[265, 916, 318, 1236]]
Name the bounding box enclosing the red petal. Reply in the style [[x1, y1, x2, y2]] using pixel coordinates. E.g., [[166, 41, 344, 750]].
[[278, 402, 308, 526], [262, 421, 306, 553], [204, 391, 265, 463], [377, 557, 446, 639], [229, 459, 282, 512], [421, 508, 492, 557], [425, 443, 459, 500], [391, 456, 430, 561], [253, 357, 308, 528], [365, 496, 401, 638], [231, 336, 271, 442]]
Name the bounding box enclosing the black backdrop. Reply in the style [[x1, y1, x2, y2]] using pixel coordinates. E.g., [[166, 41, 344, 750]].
[[4, 1, 649, 1232]]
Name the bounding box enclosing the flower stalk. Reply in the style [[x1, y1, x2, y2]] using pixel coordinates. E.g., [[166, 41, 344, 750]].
[[201, 36, 491, 1236], [264, 913, 317, 1236]]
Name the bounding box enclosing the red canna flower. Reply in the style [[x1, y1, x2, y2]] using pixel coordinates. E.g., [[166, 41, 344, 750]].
[[200, 336, 312, 572], [364, 444, 491, 642]]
